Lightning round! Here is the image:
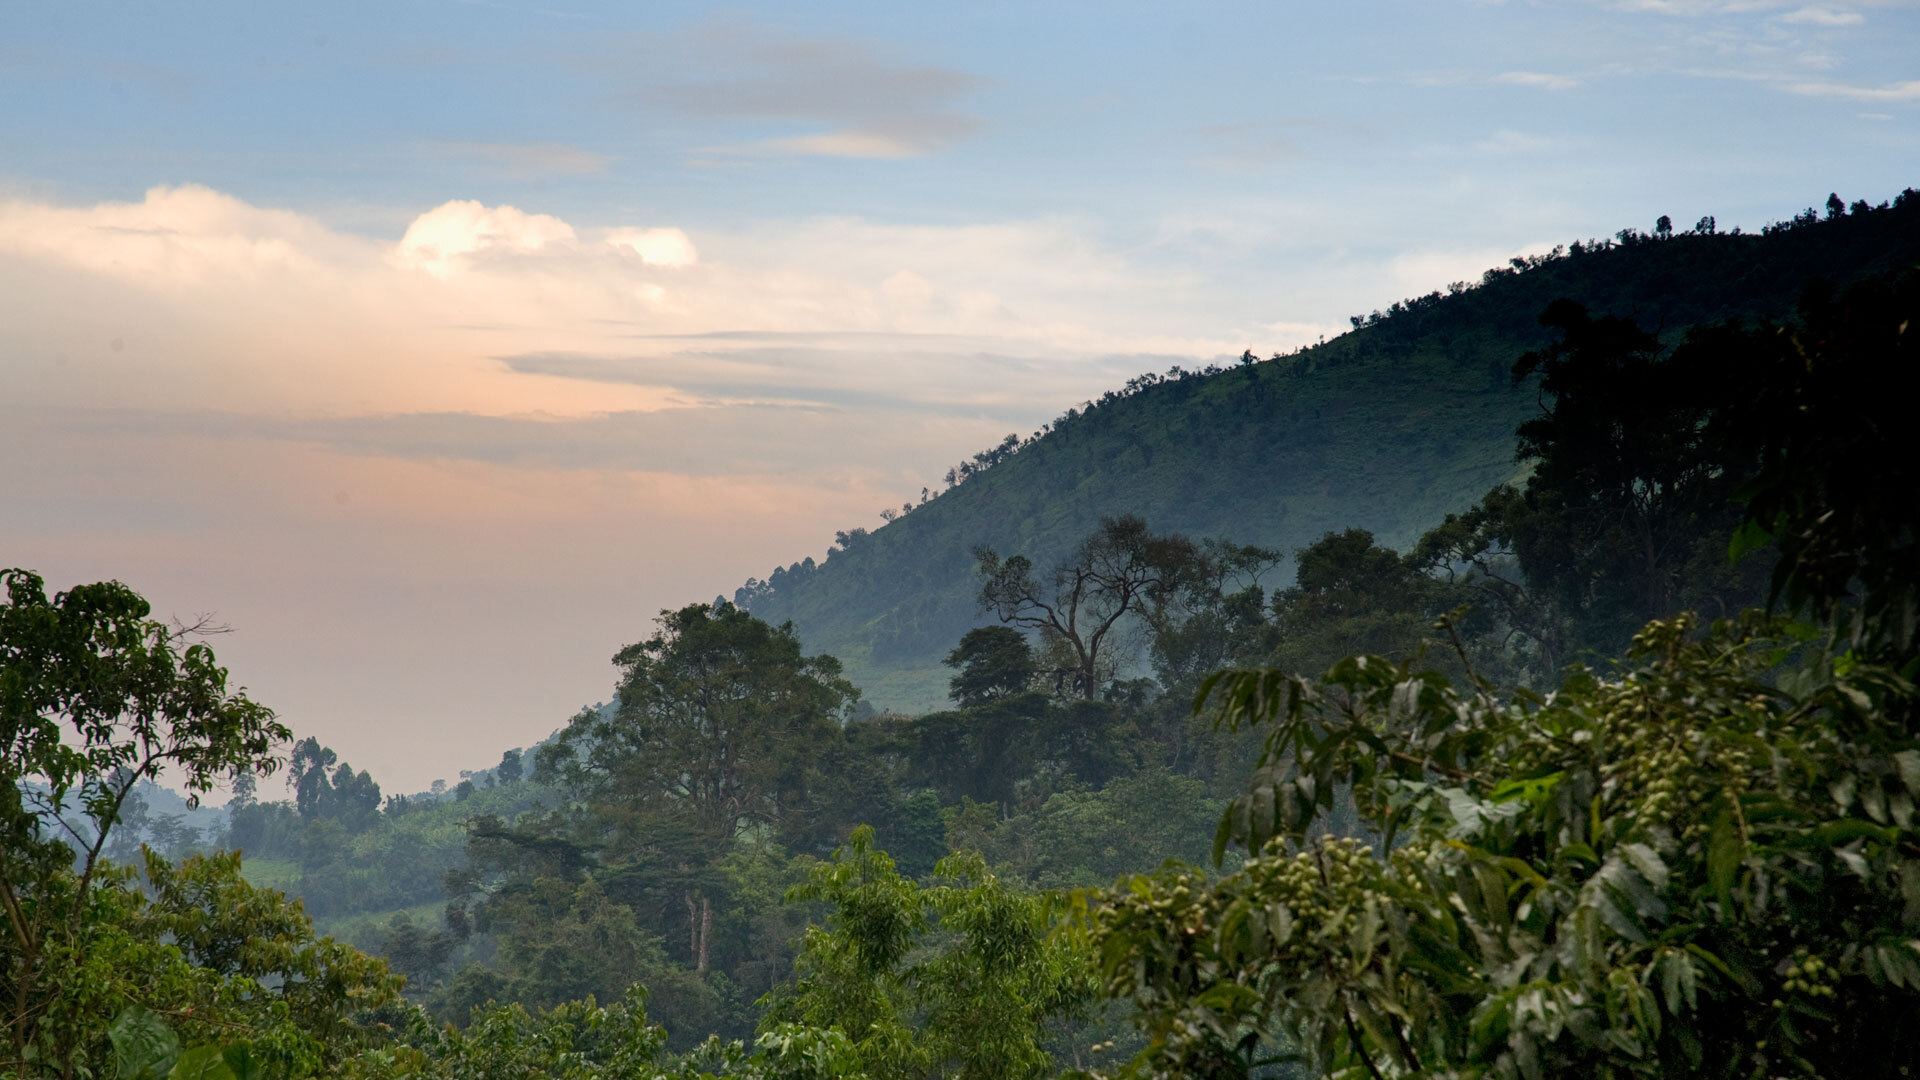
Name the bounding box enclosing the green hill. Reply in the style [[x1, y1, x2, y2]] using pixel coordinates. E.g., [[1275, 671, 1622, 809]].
[[737, 193, 1920, 712]]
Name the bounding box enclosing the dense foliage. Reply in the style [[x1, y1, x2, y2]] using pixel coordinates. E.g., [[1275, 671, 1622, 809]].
[[1094, 615, 1920, 1079], [0, 572, 398, 1078]]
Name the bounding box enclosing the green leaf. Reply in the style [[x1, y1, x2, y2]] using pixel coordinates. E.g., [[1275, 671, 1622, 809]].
[[109, 1007, 180, 1080], [1491, 771, 1565, 805], [1707, 807, 1743, 914], [1895, 750, 1920, 792], [220, 1043, 262, 1080], [1727, 518, 1772, 564], [1212, 801, 1235, 866], [168, 1046, 237, 1080]]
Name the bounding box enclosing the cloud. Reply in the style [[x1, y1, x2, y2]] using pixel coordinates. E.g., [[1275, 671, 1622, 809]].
[[395, 199, 578, 276], [634, 21, 983, 158], [426, 141, 611, 176], [1787, 77, 1920, 99], [604, 227, 699, 267], [757, 120, 981, 160], [1779, 5, 1865, 23], [0, 184, 1264, 433], [1495, 70, 1581, 90]]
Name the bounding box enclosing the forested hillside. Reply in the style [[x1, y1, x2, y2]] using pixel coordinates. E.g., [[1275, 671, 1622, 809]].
[[739, 194, 1920, 712]]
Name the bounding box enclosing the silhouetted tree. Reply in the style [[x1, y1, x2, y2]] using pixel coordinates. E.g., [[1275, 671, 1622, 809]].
[[975, 517, 1202, 698]]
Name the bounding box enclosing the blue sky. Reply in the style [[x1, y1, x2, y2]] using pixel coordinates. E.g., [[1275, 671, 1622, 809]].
[[3, 0, 1916, 791]]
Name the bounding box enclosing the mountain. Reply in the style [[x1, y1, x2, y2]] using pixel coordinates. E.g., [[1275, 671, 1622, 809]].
[[737, 192, 1920, 713]]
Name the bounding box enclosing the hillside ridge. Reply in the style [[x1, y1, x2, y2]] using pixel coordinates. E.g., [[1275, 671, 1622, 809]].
[[738, 192, 1920, 712]]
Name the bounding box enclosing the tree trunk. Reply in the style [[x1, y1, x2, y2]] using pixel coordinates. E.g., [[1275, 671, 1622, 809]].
[[698, 896, 713, 973], [686, 891, 699, 965]]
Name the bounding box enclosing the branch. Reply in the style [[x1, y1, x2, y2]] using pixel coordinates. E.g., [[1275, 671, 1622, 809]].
[[1342, 1003, 1389, 1080], [169, 612, 233, 640], [67, 752, 154, 942], [1436, 609, 1488, 691]]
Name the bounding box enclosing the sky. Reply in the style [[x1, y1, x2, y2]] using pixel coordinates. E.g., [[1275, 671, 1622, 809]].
[[3, 0, 1917, 795]]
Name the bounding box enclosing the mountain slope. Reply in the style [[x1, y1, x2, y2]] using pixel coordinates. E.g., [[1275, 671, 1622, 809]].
[[739, 194, 1920, 712]]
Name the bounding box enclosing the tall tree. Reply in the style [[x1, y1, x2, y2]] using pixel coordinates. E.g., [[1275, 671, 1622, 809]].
[[943, 626, 1038, 708], [546, 602, 855, 971], [286, 737, 381, 828], [1457, 300, 1758, 659], [975, 516, 1202, 699], [1, 569, 290, 1074]]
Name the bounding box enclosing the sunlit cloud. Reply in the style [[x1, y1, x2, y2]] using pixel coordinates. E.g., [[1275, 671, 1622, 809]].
[[394, 199, 578, 276], [604, 226, 699, 267], [0, 184, 1273, 433]]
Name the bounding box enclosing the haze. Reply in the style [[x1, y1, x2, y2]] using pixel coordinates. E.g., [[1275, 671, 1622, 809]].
[[3, 0, 1916, 793]]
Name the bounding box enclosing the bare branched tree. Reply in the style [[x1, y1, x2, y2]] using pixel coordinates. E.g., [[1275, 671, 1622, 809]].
[[974, 516, 1201, 699]]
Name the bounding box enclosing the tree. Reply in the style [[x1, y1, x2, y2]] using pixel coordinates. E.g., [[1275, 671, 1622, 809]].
[[1142, 539, 1280, 694], [765, 827, 1096, 1080], [378, 913, 454, 992], [287, 737, 381, 827], [495, 748, 524, 785], [975, 517, 1203, 699], [1266, 528, 1446, 673], [1465, 301, 1760, 658], [944, 626, 1037, 707], [2, 569, 288, 1074], [1714, 270, 1920, 656], [287, 737, 337, 815], [546, 602, 855, 971]]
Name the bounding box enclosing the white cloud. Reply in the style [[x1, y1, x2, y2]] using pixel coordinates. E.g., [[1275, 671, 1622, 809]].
[[1779, 5, 1865, 24], [604, 227, 699, 267], [1787, 77, 1920, 99], [0, 185, 1264, 428], [395, 199, 577, 277], [0, 183, 353, 287]]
